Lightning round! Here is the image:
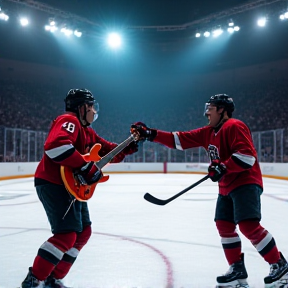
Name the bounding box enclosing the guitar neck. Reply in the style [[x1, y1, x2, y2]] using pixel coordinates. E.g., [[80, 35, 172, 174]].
[[95, 135, 135, 169]]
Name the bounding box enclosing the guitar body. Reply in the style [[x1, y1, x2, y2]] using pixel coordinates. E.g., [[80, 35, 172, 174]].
[[61, 143, 109, 202]]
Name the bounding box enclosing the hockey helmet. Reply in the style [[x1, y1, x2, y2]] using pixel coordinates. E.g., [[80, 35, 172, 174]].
[[204, 94, 235, 116], [65, 89, 99, 113]]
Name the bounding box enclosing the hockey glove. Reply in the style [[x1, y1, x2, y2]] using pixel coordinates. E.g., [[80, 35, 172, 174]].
[[74, 161, 103, 185], [208, 160, 226, 182], [130, 122, 157, 142]]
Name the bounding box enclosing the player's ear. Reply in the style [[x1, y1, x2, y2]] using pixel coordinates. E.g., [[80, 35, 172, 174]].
[[217, 107, 224, 114]]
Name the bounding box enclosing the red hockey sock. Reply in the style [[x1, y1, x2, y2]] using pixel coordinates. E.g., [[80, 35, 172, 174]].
[[53, 226, 92, 280], [238, 220, 280, 264], [32, 232, 77, 281], [216, 220, 242, 265]]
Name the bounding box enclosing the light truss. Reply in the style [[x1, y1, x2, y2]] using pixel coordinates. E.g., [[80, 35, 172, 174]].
[[129, 0, 285, 31], [3, 0, 101, 27], [2, 0, 286, 32]]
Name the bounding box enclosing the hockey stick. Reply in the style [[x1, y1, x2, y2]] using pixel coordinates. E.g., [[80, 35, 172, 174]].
[[144, 174, 209, 206]]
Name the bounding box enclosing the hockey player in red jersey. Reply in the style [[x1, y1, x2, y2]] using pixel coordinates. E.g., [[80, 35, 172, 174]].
[[131, 94, 288, 288], [20, 89, 139, 288]]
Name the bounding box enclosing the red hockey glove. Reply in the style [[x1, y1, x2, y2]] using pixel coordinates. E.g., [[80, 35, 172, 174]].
[[74, 161, 103, 185], [130, 122, 157, 142], [208, 160, 226, 182]]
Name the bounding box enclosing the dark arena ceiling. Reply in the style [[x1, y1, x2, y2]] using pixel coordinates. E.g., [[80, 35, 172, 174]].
[[0, 0, 288, 72]]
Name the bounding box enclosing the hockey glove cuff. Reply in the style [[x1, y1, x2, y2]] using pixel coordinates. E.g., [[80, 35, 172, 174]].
[[130, 122, 157, 142], [208, 160, 226, 182]]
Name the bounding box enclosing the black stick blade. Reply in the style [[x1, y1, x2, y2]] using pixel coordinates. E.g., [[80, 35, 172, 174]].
[[143, 193, 168, 206], [143, 175, 209, 206]]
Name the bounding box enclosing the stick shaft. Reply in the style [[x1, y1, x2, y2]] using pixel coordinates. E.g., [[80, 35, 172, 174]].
[[144, 175, 209, 205]]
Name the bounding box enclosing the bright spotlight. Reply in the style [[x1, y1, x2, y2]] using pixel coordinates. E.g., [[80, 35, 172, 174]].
[[107, 32, 122, 49], [45, 25, 57, 32], [227, 27, 234, 33], [257, 17, 266, 27], [285, 12, 288, 19], [0, 11, 9, 21], [20, 17, 29, 26], [74, 30, 82, 37], [50, 26, 58, 33], [228, 19, 234, 26], [195, 32, 201, 38], [234, 26, 240, 31], [279, 14, 285, 20], [61, 27, 73, 36], [212, 28, 223, 37], [204, 31, 210, 37]]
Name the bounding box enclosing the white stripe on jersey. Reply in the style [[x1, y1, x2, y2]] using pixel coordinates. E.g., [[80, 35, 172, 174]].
[[45, 144, 74, 159], [173, 132, 183, 150], [232, 152, 255, 167]]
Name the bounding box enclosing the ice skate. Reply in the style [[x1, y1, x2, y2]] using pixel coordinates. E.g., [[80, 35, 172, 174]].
[[44, 275, 71, 288], [216, 254, 250, 288], [264, 252, 288, 288], [20, 267, 44, 288], [264, 269, 288, 288]]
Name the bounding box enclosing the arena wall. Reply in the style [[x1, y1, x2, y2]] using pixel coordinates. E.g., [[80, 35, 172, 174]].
[[0, 162, 287, 181]]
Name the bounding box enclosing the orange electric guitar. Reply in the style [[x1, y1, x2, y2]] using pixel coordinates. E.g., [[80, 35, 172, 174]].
[[61, 134, 137, 202]]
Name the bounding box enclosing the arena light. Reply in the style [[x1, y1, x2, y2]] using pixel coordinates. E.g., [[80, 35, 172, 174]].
[[19, 17, 29, 26], [74, 30, 82, 37], [279, 11, 288, 20], [228, 19, 234, 27], [227, 27, 234, 33], [61, 27, 73, 36], [45, 18, 58, 33], [49, 18, 56, 26], [212, 28, 223, 37], [234, 26, 240, 31], [203, 31, 210, 37], [0, 8, 9, 21], [257, 17, 267, 27], [195, 32, 201, 38], [45, 25, 58, 32], [107, 32, 122, 49]]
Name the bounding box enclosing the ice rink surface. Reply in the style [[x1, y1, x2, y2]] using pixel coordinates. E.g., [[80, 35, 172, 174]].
[[0, 173, 287, 288]]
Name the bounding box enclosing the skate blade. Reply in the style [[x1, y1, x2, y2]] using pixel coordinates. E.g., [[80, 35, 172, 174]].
[[265, 272, 288, 288], [216, 286, 250, 288], [216, 279, 250, 288]]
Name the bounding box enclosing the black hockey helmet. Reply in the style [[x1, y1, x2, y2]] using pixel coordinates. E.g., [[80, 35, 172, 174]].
[[65, 89, 98, 112], [207, 94, 235, 113]]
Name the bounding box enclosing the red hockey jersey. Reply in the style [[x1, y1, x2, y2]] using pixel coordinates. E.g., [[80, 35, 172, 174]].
[[35, 113, 126, 185], [154, 118, 263, 195]]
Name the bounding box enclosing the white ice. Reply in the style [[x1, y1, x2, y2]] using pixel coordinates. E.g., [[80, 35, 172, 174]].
[[0, 173, 287, 288]]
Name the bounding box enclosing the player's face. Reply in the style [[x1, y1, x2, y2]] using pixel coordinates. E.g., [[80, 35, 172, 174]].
[[205, 104, 223, 127], [85, 103, 98, 124]]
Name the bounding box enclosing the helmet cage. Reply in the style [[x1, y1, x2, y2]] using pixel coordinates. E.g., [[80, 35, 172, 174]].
[[64, 89, 99, 126]]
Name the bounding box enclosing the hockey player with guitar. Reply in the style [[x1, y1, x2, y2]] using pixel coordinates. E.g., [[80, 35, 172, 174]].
[[20, 88, 139, 288]]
